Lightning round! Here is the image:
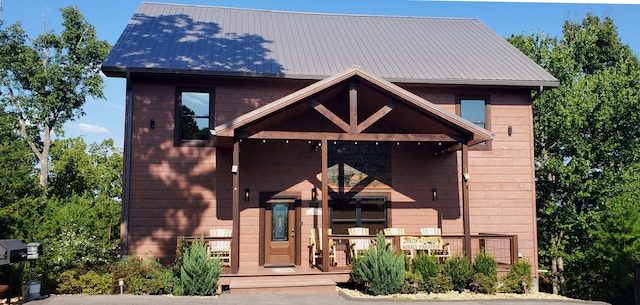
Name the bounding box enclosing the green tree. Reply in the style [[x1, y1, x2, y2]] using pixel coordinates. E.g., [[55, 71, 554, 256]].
[[509, 13, 640, 303], [0, 109, 38, 237], [19, 137, 122, 291], [0, 6, 111, 192]]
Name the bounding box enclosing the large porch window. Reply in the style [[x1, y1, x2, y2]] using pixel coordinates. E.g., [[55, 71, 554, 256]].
[[330, 197, 387, 234]]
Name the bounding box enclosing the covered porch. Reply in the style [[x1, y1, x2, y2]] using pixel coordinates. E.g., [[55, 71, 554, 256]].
[[212, 68, 498, 278]]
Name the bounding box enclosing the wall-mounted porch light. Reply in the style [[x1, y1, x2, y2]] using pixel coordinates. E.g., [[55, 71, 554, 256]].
[[508, 125, 513, 136], [244, 188, 250, 202], [311, 187, 317, 201], [432, 188, 438, 201]]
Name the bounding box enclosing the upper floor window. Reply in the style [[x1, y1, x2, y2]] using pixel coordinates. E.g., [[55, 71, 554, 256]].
[[460, 99, 487, 129], [458, 97, 490, 149], [177, 89, 214, 144]]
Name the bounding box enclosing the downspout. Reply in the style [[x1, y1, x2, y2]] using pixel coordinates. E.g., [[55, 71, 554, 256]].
[[121, 70, 133, 258], [532, 85, 545, 101]]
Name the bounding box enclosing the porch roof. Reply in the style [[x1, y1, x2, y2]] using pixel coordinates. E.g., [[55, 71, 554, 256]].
[[213, 67, 493, 147]]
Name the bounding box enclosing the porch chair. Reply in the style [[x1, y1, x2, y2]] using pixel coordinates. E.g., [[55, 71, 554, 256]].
[[420, 227, 441, 236], [419, 227, 449, 260], [308, 227, 336, 268], [208, 228, 232, 267], [383, 227, 412, 260], [347, 227, 371, 261]]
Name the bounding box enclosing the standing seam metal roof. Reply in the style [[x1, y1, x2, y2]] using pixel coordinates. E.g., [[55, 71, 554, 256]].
[[102, 2, 558, 87]]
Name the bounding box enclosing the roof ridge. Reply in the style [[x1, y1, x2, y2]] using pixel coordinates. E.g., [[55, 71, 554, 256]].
[[140, 2, 479, 21]]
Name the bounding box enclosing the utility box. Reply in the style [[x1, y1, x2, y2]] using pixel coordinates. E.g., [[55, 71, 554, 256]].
[[0, 240, 27, 266]]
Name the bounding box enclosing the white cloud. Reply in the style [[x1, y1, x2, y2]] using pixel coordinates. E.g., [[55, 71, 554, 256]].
[[78, 123, 110, 133]]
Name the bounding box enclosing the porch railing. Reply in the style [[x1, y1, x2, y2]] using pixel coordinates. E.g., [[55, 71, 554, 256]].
[[325, 233, 518, 271]]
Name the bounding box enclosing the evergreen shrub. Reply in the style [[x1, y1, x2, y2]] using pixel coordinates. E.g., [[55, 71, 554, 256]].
[[412, 253, 440, 279], [470, 273, 497, 294], [499, 258, 532, 294], [400, 271, 424, 294], [471, 250, 497, 294], [426, 275, 454, 293], [351, 233, 404, 295], [179, 236, 221, 296], [473, 250, 497, 278], [442, 255, 473, 292]]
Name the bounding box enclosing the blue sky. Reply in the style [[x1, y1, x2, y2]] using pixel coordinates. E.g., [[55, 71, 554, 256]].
[[3, 0, 639, 148]]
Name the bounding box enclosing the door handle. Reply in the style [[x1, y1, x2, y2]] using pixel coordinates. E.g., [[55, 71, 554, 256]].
[[291, 228, 295, 238]]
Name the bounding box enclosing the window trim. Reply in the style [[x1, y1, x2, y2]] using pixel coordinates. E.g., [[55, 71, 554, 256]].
[[175, 87, 215, 146], [456, 95, 491, 151]]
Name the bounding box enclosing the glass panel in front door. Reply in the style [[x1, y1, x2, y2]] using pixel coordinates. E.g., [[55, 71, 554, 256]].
[[271, 202, 289, 241]]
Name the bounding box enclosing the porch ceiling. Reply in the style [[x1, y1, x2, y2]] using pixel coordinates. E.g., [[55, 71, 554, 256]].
[[213, 67, 494, 148]]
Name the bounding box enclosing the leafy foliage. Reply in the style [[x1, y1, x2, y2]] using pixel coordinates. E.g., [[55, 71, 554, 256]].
[[179, 237, 221, 296], [0, 6, 111, 190], [351, 233, 405, 296], [509, 13, 640, 304], [111, 254, 173, 295], [57, 270, 114, 295]]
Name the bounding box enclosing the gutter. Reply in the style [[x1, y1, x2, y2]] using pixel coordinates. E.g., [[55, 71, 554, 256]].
[[121, 70, 133, 258], [101, 66, 560, 89]]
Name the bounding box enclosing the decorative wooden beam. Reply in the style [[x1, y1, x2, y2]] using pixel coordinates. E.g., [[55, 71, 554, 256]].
[[349, 82, 358, 133], [357, 100, 396, 133], [237, 130, 465, 143], [308, 100, 350, 132]]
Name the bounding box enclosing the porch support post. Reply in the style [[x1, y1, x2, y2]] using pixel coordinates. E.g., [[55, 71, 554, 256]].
[[231, 140, 240, 274], [461, 143, 472, 259], [321, 138, 330, 271]]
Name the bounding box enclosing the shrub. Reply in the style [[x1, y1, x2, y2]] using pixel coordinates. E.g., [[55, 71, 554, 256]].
[[470, 273, 497, 294], [442, 255, 473, 292], [412, 253, 440, 279], [349, 256, 364, 288], [56, 270, 81, 294], [473, 250, 497, 279], [78, 270, 114, 294], [400, 271, 424, 294], [499, 258, 532, 294], [426, 275, 453, 293], [180, 236, 221, 296], [351, 233, 405, 296], [57, 269, 114, 295], [111, 254, 174, 295], [471, 250, 497, 294]]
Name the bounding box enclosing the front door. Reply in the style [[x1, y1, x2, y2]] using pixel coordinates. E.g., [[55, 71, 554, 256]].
[[264, 201, 296, 266]]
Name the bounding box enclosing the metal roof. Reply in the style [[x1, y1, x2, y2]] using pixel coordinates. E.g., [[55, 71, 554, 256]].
[[102, 2, 558, 88]]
